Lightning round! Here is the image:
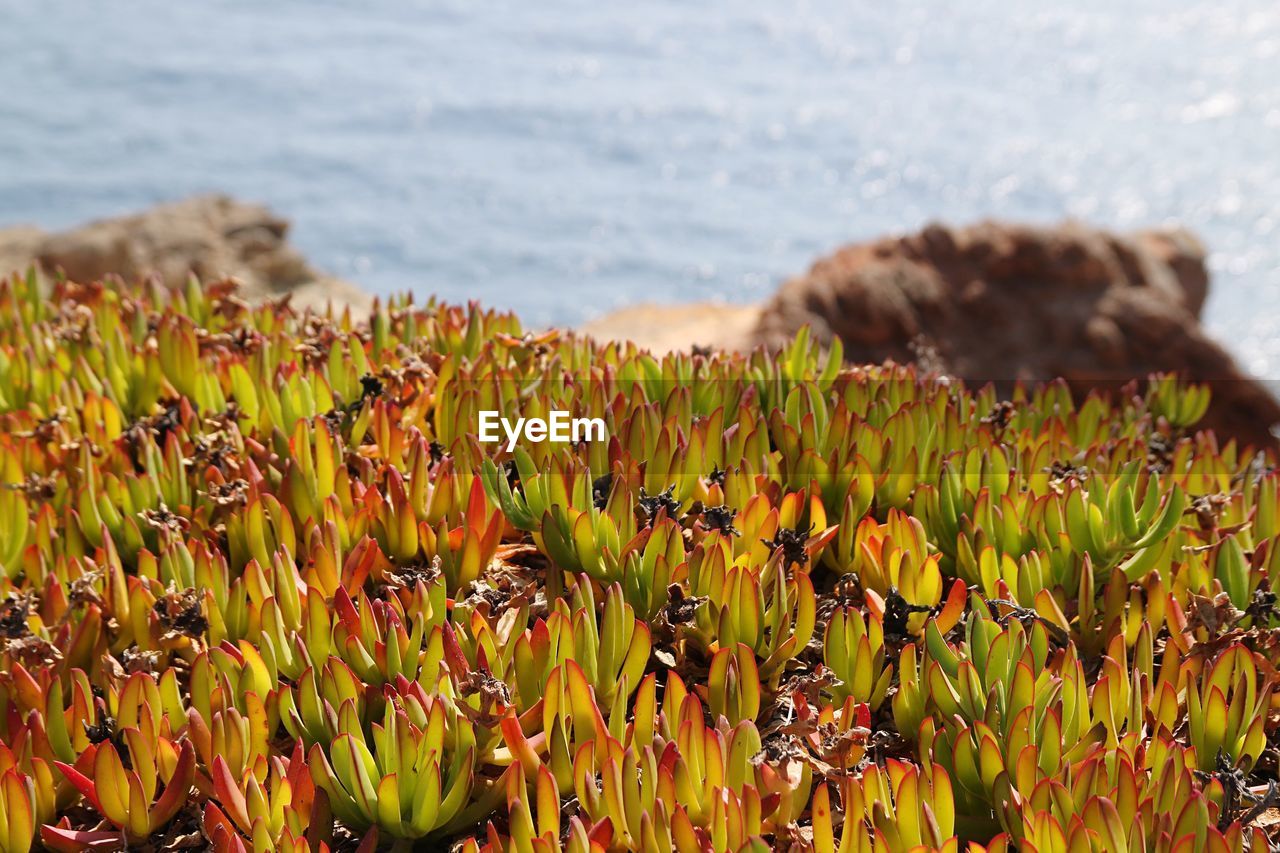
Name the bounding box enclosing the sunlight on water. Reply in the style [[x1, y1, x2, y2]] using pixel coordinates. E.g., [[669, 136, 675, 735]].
[[2, 0, 1278, 370]]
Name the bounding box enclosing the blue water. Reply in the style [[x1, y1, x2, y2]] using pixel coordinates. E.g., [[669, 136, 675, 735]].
[[3, 1, 1279, 371]]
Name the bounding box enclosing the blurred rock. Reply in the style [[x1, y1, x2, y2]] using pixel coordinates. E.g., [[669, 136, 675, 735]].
[[0, 195, 372, 315], [0, 225, 43, 283], [755, 220, 1277, 447], [581, 301, 763, 355], [587, 220, 1277, 447]]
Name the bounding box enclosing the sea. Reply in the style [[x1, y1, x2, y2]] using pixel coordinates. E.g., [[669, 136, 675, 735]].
[[2, 0, 1278, 372]]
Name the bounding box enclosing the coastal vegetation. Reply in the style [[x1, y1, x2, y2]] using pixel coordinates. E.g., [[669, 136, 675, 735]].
[[0, 271, 1277, 851]]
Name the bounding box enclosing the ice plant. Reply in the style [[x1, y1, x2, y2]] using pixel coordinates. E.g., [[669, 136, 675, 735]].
[[47, 735, 195, 848], [203, 745, 322, 852], [0, 767, 40, 853], [824, 606, 892, 709], [307, 688, 477, 841], [0, 271, 1278, 850]]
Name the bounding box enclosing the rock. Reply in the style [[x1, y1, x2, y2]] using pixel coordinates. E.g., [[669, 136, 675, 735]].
[[0, 195, 373, 315], [580, 301, 763, 355], [0, 225, 44, 283], [755, 220, 1279, 447]]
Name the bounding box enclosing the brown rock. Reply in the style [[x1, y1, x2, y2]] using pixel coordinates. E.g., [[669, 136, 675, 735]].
[[580, 301, 763, 355], [755, 220, 1278, 447], [0, 195, 373, 315], [0, 225, 44, 282]]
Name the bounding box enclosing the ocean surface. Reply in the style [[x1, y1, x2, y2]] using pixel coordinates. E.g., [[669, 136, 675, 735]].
[[2, 1, 1279, 372]]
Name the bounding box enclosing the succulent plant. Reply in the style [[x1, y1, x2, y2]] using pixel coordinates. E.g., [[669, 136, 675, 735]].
[[0, 271, 1278, 850], [47, 734, 195, 848]]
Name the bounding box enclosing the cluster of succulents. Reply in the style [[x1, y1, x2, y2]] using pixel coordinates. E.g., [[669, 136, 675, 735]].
[[0, 269, 1279, 851]]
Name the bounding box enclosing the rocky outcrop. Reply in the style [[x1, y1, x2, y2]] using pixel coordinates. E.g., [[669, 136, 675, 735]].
[[0, 195, 372, 315], [754, 220, 1278, 447], [581, 301, 764, 355], [582, 220, 1278, 447], [0, 226, 44, 283]]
